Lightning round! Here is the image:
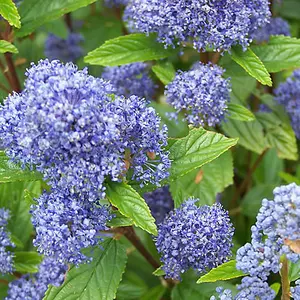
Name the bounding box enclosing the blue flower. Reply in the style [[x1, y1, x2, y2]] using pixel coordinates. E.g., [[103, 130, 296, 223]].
[[274, 70, 300, 139], [155, 200, 234, 280], [0, 209, 15, 274], [45, 33, 84, 63], [124, 0, 270, 52], [102, 63, 157, 99], [165, 62, 231, 127], [291, 280, 300, 300], [143, 186, 173, 223], [252, 17, 290, 43], [6, 257, 67, 300]]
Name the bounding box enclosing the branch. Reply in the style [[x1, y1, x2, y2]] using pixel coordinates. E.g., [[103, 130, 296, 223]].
[[64, 13, 73, 32], [4, 53, 21, 92], [0, 57, 13, 89], [280, 257, 290, 300]]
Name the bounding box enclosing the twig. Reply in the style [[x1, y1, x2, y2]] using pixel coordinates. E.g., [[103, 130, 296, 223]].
[[4, 53, 21, 92], [280, 257, 290, 300], [211, 52, 221, 64], [114, 8, 127, 35], [200, 52, 209, 64], [64, 13, 73, 32], [0, 57, 13, 88], [90, 2, 97, 15]]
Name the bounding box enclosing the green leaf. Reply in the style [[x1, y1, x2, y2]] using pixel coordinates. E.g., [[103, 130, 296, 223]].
[[0, 0, 21, 28], [170, 151, 234, 207], [168, 128, 238, 181], [152, 61, 176, 85], [197, 261, 245, 283], [279, 172, 300, 185], [0, 152, 43, 183], [16, 0, 96, 37], [153, 266, 165, 277], [0, 40, 18, 54], [141, 285, 166, 300], [270, 283, 281, 295], [107, 210, 134, 228], [84, 33, 175, 66], [252, 36, 300, 73], [45, 239, 127, 300], [106, 182, 157, 236], [24, 189, 38, 206], [279, 0, 300, 20], [227, 103, 255, 122], [14, 251, 42, 273], [230, 46, 272, 86], [9, 234, 24, 249], [289, 260, 300, 282]]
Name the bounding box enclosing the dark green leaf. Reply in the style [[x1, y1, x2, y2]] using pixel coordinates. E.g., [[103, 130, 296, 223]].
[[0, 0, 21, 28], [152, 61, 176, 85], [106, 182, 157, 235], [107, 210, 134, 228], [279, 0, 300, 19], [84, 33, 175, 66], [141, 285, 166, 300], [45, 239, 127, 300], [14, 251, 42, 273], [16, 0, 96, 37], [0, 40, 18, 54], [0, 152, 42, 183], [168, 128, 238, 181], [230, 46, 272, 86], [197, 261, 245, 283], [227, 103, 255, 122], [252, 36, 300, 73]]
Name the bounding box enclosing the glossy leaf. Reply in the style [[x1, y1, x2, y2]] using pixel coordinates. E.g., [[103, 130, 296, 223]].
[[106, 182, 157, 235], [227, 103, 255, 122], [0, 0, 21, 28], [0, 40, 18, 54], [84, 33, 175, 66], [14, 251, 42, 273], [152, 61, 176, 85], [107, 210, 134, 228]]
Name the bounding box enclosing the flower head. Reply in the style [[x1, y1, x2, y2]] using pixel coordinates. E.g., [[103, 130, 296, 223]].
[[274, 70, 300, 139], [102, 63, 157, 99], [291, 280, 300, 300], [124, 0, 270, 52], [165, 62, 230, 127], [45, 33, 84, 62], [155, 200, 234, 280]]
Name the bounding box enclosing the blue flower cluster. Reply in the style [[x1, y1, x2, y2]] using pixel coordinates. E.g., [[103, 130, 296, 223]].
[[143, 186, 173, 224], [0, 209, 15, 274], [155, 200, 234, 280], [104, 0, 128, 7], [291, 280, 300, 300], [274, 70, 300, 139], [252, 17, 290, 43], [124, 0, 270, 52], [45, 33, 84, 63], [6, 257, 67, 300], [102, 63, 157, 99], [165, 62, 231, 127]]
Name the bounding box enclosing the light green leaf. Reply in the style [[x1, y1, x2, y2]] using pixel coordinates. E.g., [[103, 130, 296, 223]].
[[170, 151, 234, 207], [227, 103, 255, 122], [0, 0, 21, 28], [230, 46, 272, 86], [0, 40, 18, 54], [45, 239, 127, 300], [279, 172, 300, 185], [168, 128, 238, 181], [107, 210, 134, 228], [14, 251, 42, 273], [106, 182, 157, 236], [252, 36, 300, 73], [16, 0, 96, 37], [152, 61, 176, 85], [289, 260, 300, 282], [270, 283, 281, 295], [197, 261, 245, 283], [9, 234, 24, 249], [153, 266, 165, 277], [0, 152, 43, 183], [84, 33, 175, 66]]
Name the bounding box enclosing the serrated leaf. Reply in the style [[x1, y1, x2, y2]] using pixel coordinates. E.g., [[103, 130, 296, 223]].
[[0, 152, 43, 183], [45, 239, 127, 300], [230, 46, 272, 86], [152, 61, 176, 85], [227, 103, 255, 122], [0, 0, 21, 28], [0, 40, 18, 54], [153, 266, 165, 277], [252, 36, 300, 73], [107, 210, 134, 228], [170, 151, 234, 207], [14, 251, 42, 273], [197, 261, 245, 283], [16, 0, 96, 37], [168, 128, 238, 181], [106, 182, 157, 236], [84, 33, 175, 66]]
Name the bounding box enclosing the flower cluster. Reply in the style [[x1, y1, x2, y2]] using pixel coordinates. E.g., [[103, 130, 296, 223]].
[[124, 0, 270, 52], [165, 62, 230, 127], [252, 17, 290, 43], [291, 280, 300, 300], [45, 33, 84, 62], [155, 200, 234, 280], [6, 257, 67, 300], [274, 70, 300, 139], [31, 189, 112, 264], [0, 209, 15, 274], [143, 186, 173, 224], [104, 0, 128, 7], [102, 63, 157, 99]]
